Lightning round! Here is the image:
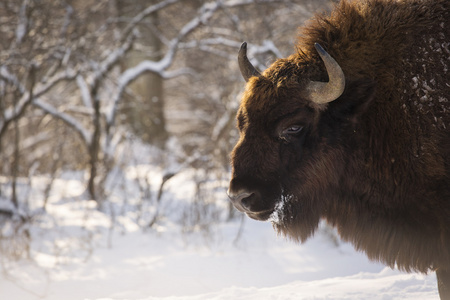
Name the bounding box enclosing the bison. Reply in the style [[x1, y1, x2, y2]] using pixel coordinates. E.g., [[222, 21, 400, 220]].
[[227, 0, 450, 298]]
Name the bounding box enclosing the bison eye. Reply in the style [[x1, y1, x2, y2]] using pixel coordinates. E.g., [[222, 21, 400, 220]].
[[282, 125, 303, 135]]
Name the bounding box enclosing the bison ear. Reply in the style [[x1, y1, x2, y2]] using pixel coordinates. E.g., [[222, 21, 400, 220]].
[[327, 78, 376, 123]]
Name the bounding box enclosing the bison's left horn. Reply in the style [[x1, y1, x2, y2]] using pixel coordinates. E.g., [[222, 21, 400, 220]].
[[238, 42, 261, 82], [303, 43, 345, 104]]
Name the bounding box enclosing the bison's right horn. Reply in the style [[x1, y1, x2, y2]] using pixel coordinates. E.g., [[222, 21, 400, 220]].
[[238, 42, 261, 82], [303, 43, 345, 104]]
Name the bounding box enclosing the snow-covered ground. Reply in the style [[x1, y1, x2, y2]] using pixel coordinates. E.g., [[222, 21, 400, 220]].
[[0, 171, 439, 300]]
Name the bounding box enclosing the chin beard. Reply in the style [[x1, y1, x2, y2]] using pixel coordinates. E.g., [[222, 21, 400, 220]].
[[269, 193, 321, 243]]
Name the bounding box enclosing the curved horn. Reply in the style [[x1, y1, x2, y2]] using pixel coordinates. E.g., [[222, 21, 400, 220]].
[[303, 43, 345, 104], [238, 42, 261, 82]]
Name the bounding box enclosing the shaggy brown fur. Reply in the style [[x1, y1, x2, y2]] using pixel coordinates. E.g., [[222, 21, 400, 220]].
[[228, 0, 450, 298]]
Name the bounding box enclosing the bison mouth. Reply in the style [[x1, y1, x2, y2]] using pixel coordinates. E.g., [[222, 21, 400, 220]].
[[238, 192, 293, 224], [229, 192, 277, 221], [245, 209, 275, 221], [228, 180, 291, 222]]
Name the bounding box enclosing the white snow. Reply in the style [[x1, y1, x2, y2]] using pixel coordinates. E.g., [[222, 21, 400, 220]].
[[15, 0, 28, 44], [76, 75, 93, 109], [268, 193, 292, 225], [0, 172, 439, 300]]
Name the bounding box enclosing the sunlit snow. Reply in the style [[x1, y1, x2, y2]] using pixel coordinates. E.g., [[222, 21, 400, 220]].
[[0, 171, 438, 300]]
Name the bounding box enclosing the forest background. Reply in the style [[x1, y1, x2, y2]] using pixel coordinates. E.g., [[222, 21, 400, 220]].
[[0, 0, 334, 259]]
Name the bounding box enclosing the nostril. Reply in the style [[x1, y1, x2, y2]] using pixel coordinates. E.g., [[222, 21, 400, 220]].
[[231, 192, 252, 202], [227, 189, 254, 211], [239, 194, 253, 210]]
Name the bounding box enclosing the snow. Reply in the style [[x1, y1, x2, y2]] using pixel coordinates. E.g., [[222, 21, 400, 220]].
[[268, 193, 292, 225], [15, 0, 28, 44], [0, 171, 439, 300], [76, 75, 93, 109]]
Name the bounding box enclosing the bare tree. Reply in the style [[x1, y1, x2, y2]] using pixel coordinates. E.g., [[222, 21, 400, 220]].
[[0, 0, 334, 258], [116, 0, 169, 147]]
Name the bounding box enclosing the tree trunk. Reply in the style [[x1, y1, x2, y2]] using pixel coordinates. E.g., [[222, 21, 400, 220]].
[[87, 92, 101, 203], [117, 0, 168, 148]]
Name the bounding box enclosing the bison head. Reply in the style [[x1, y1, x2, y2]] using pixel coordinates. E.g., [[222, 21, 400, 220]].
[[228, 42, 375, 241]]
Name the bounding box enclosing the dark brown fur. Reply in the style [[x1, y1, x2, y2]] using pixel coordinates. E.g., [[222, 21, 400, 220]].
[[229, 0, 450, 298]]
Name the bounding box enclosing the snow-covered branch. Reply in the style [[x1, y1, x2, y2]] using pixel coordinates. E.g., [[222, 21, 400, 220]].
[[34, 68, 78, 98], [76, 75, 93, 109], [90, 33, 135, 89], [105, 1, 223, 129], [162, 68, 197, 79], [224, 0, 291, 5], [120, 0, 181, 41], [33, 98, 92, 145], [0, 66, 25, 94], [180, 38, 285, 72], [15, 0, 29, 44], [252, 40, 284, 59], [0, 66, 78, 134], [181, 37, 242, 51]]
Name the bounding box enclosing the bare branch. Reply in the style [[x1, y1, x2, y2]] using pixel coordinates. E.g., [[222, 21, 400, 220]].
[[90, 33, 135, 89], [0, 66, 78, 132], [120, 0, 181, 41], [34, 68, 78, 98], [33, 98, 92, 145], [76, 75, 93, 109], [106, 0, 224, 129], [15, 0, 30, 44], [0, 66, 25, 94], [162, 68, 197, 79]]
